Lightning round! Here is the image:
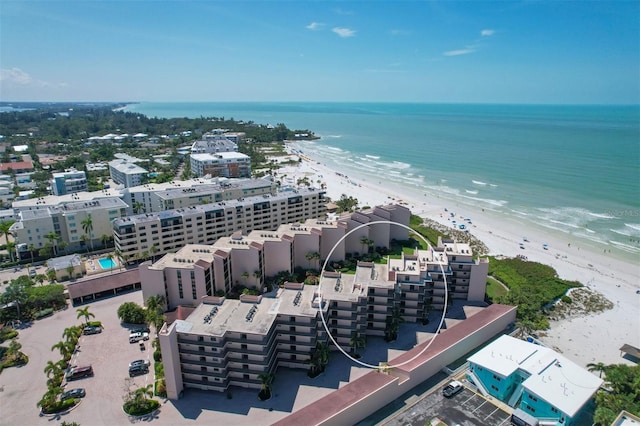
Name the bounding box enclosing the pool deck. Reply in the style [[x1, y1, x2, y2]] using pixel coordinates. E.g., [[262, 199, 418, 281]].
[[85, 255, 122, 276]]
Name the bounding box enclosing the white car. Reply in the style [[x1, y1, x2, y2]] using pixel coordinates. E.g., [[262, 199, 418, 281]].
[[129, 332, 149, 343], [129, 359, 151, 368]]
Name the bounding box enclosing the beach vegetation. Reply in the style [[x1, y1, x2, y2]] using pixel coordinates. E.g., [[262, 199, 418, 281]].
[[592, 364, 640, 425], [335, 194, 359, 213], [487, 257, 581, 329]]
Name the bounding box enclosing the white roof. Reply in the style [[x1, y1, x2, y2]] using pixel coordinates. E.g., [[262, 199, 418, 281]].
[[191, 152, 250, 161], [468, 335, 603, 417]]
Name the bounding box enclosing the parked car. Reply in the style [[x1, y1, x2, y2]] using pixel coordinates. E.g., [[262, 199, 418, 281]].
[[129, 359, 151, 369], [83, 326, 102, 335], [129, 332, 149, 343], [129, 364, 149, 377], [60, 388, 86, 401], [442, 380, 464, 398], [131, 326, 150, 334], [65, 365, 93, 381]]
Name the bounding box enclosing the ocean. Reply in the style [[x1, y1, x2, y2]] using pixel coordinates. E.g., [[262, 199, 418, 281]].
[[125, 102, 640, 259]]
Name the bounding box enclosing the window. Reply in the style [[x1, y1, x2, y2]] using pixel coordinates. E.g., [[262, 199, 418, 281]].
[[198, 336, 204, 342], [241, 334, 247, 340]]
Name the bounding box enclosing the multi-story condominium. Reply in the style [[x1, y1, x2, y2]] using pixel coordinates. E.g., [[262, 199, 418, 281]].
[[139, 204, 412, 309], [190, 152, 251, 178], [159, 282, 327, 397], [109, 159, 149, 188], [468, 335, 602, 426], [115, 187, 327, 262], [121, 177, 275, 214], [190, 134, 238, 154], [51, 169, 88, 196], [11, 197, 128, 258], [155, 241, 490, 399]]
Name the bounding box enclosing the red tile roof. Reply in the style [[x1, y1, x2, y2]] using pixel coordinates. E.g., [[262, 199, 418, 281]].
[[0, 161, 33, 172]]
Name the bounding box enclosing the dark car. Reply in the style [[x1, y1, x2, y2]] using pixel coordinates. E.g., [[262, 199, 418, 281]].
[[65, 365, 93, 381], [129, 365, 149, 377], [131, 326, 150, 334], [442, 380, 464, 398], [83, 326, 102, 335], [60, 388, 86, 401], [129, 359, 151, 369]]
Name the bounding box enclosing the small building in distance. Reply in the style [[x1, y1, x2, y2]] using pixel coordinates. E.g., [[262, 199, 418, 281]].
[[467, 334, 603, 426], [109, 159, 149, 188], [47, 253, 86, 281], [190, 152, 251, 178], [51, 168, 88, 196]]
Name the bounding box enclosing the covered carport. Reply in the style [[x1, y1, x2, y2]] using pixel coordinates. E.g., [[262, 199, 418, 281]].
[[67, 269, 141, 306]]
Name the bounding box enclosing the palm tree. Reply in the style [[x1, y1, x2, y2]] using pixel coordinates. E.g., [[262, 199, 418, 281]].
[[315, 342, 330, 371], [76, 306, 95, 325], [45, 232, 60, 256], [46, 269, 57, 284], [350, 332, 366, 357], [145, 295, 166, 334], [80, 234, 89, 253], [587, 362, 608, 378], [5, 240, 16, 262], [132, 201, 145, 214], [106, 253, 114, 273], [51, 341, 72, 359], [258, 372, 274, 400], [44, 360, 62, 379], [385, 306, 405, 342], [81, 215, 94, 252], [253, 270, 262, 286], [28, 244, 36, 267], [360, 237, 374, 254], [241, 271, 250, 286], [101, 234, 110, 249], [0, 220, 15, 245], [114, 249, 123, 271], [62, 325, 82, 342]]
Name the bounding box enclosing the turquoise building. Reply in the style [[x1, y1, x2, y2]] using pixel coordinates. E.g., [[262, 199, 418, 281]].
[[467, 335, 602, 426]]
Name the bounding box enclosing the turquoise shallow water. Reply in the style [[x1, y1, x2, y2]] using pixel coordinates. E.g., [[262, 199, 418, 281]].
[[126, 102, 640, 257]]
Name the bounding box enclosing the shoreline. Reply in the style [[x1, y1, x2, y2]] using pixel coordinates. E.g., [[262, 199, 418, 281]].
[[279, 142, 640, 368]]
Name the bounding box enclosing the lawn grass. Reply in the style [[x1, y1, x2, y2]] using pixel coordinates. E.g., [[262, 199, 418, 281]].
[[485, 277, 508, 301]]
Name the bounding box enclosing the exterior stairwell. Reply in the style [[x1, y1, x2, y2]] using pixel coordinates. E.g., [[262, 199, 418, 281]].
[[507, 382, 525, 407], [467, 370, 489, 396]]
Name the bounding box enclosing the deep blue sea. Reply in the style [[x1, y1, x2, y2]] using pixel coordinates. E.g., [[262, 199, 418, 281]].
[[125, 102, 640, 258]]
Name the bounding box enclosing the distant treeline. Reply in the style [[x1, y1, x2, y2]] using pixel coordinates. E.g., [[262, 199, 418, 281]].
[[0, 103, 316, 144]]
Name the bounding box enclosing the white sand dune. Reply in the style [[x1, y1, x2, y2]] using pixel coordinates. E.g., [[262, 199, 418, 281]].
[[279, 143, 640, 368]]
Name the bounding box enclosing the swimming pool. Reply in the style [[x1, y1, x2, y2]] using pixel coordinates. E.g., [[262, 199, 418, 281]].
[[98, 257, 117, 269]]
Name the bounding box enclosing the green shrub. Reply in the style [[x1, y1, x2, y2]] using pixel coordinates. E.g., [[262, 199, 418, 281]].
[[561, 295, 572, 304], [40, 398, 76, 414], [154, 361, 164, 377], [153, 350, 162, 362], [117, 302, 146, 324], [87, 320, 102, 328], [123, 399, 160, 416], [35, 308, 54, 319], [0, 329, 18, 343], [155, 379, 167, 397]]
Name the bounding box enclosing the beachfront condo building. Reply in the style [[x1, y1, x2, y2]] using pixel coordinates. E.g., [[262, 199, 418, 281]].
[[120, 177, 275, 215], [51, 169, 89, 196], [190, 133, 239, 154], [11, 197, 128, 259], [190, 152, 251, 178], [467, 335, 603, 426], [114, 187, 327, 262], [153, 234, 491, 398], [109, 158, 149, 188]]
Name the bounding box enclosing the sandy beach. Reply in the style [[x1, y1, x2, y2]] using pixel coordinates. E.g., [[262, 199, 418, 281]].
[[277, 143, 640, 369]]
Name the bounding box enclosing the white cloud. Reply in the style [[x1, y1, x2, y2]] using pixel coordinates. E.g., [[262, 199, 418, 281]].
[[306, 22, 323, 30], [443, 49, 476, 57], [0, 67, 33, 85], [0, 67, 66, 88], [332, 27, 356, 38], [481, 29, 495, 37]]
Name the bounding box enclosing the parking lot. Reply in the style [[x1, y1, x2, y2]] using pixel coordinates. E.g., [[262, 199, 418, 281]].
[[0, 291, 155, 426], [383, 382, 512, 426]]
